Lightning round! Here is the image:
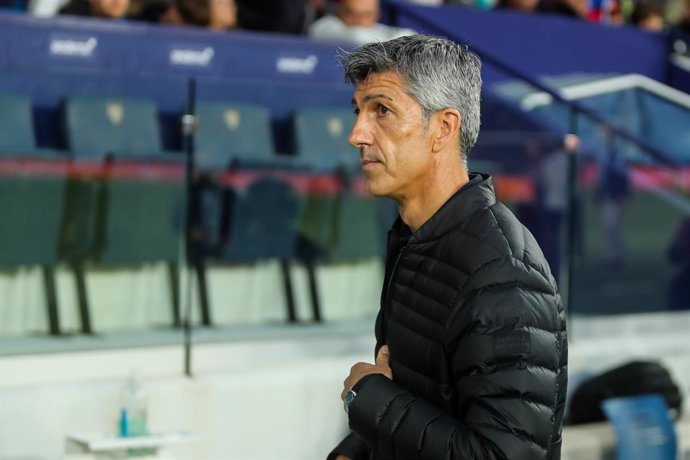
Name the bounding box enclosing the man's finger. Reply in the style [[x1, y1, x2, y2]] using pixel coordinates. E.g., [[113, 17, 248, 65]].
[[376, 345, 390, 366]]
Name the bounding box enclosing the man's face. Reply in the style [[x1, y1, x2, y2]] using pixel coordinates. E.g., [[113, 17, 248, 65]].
[[339, 0, 379, 27], [209, 0, 237, 29], [349, 72, 435, 201], [90, 0, 129, 18], [640, 14, 664, 31], [508, 0, 538, 11]]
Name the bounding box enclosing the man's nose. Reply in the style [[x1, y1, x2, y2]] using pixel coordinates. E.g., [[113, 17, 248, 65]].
[[348, 116, 373, 148]]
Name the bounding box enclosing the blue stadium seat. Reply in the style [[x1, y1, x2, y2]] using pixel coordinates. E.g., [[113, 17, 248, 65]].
[[64, 95, 166, 160], [292, 106, 387, 321], [195, 101, 296, 171], [192, 101, 301, 269], [0, 175, 67, 268], [61, 94, 183, 266], [293, 107, 358, 172], [292, 106, 360, 258], [329, 194, 385, 262], [0, 92, 37, 155], [0, 92, 68, 335], [61, 95, 184, 332], [222, 175, 302, 262], [208, 175, 303, 322], [0, 92, 64, 157]]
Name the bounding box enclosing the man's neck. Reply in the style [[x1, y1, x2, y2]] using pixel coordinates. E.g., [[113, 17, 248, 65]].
[[397, 165, 469, 233]]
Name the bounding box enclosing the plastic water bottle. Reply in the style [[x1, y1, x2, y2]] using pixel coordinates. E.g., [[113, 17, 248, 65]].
[[119, 372, 148, 437]]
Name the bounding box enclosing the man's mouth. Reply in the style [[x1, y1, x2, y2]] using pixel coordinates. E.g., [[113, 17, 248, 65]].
[[360, 153, 381, 166]]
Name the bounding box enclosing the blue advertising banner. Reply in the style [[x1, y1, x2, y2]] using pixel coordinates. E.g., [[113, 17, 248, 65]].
[[390, 3, 670, 86], [0, 12, 349, 83], [0, 13, 354, 149]]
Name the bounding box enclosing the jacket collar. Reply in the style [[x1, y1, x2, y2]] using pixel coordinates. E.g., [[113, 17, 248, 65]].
[[390, 173, 496, 245]]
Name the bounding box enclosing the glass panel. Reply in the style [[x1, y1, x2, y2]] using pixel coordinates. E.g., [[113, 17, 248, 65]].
[[176, 79, 384, 342], [0, 80, 188, 355], [634, 89, 690, 163], [571, 134, 689, 315], [482, 69, 690, 316], [575, 88, 690, 164]]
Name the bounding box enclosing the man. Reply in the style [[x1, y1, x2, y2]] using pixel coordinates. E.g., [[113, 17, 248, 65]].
[[595, 127, 629, 268], [235, 0, 307, 34], [667, 216, 690, 310], [630, 3, 664, 31], [308, 0, 414, 45], [329, 35, 568, 460], [153, 0, 237, 29], [59, 0, 128, 19]]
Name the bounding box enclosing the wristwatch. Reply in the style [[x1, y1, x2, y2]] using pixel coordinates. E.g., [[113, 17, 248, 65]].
[[343, 388, 358, 415]]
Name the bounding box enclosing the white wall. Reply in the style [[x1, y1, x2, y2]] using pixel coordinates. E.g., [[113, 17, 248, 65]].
[[0, 325, 374, 460], [1, 311, 689, 460]]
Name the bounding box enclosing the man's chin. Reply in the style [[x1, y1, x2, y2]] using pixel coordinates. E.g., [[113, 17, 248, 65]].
[[364, 181, 387, 198]]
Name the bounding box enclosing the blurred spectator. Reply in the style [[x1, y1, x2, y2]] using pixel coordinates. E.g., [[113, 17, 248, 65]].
[[595, 129, 630, 268], [539, 135, 579, 283], [630, 2, 664, 30], [27, 0, 62, 16], [305, 0, 330, 25], [519, 135, 579, 283], [137, 0, 236, 29], [587, 0, 623, 23], [208, 0, 236, 29], [446, 0, 495, 9], [667, 216, 690, 310], [673, 0, 690, 35], [235, 0, 308, 34], [495, 0, 588, 18], [670, 1, 690, 62], [539, 0, 589, 17], [517, 139, 548, 242], [308, 0, 415, 45], [0, 0, 27, 10], [495, 0, 540, 12], [133, 0, 167, 21], [59, 0, 129, 18]]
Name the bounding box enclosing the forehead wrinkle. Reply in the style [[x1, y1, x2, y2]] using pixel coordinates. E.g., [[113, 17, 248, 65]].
[[352, 93, 395, 107], [362, 93, 394, 103]]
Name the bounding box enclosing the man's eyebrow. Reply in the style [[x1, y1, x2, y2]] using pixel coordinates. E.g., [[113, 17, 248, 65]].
[[352, 93, 394, 107]]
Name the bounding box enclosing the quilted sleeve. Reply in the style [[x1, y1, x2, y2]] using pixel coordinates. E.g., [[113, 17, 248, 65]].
[[347, 254, 567, 460]]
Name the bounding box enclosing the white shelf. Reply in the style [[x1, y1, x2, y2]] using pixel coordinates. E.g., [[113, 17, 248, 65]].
[[67, 431, 198, 452]]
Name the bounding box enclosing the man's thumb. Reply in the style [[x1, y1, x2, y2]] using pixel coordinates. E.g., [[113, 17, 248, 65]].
[[376, 345, 390, 366]]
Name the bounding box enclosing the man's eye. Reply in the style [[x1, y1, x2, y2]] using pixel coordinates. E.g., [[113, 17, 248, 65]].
[[377, 105, 390, 116]]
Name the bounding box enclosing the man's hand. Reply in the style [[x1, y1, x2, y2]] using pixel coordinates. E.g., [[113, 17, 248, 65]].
[[341, 345, 392, 401]]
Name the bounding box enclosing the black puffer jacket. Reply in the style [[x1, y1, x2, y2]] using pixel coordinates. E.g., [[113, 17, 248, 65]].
[[331, 174, 568, 460]]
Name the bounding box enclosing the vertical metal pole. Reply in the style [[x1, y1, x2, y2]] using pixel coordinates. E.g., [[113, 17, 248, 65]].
[[305, 259, 322, 323], [182, 79, 197, 378], [281, 260, 298, 323], [74, 263, 92, 335], [196, 261, 212, 326], [561, 108, 579, 320], [168, 262, 181, 328], [43, 266, 61, 336]]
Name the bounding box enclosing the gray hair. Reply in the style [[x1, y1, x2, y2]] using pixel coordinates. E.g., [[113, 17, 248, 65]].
[[340, 34, 482, 161]]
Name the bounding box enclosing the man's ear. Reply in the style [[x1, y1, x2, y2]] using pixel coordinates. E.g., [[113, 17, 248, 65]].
[[431, 108, 461, 153]]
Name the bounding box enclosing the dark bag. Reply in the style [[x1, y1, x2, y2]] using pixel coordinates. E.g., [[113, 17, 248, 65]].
[[567, 360, 683, 425]]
